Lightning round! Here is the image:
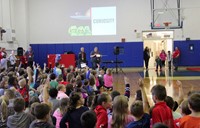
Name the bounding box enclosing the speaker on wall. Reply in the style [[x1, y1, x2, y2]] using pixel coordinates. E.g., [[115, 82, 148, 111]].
[[186, 38, 190, 41], [17, 47, 23, 56], [114, 46, 120, 55]]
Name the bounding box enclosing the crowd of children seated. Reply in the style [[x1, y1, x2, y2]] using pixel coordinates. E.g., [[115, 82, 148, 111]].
[[0, 59, 200, 128]]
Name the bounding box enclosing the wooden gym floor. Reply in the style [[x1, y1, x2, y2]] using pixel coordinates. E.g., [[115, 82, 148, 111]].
[[112, 68, 200, 106]]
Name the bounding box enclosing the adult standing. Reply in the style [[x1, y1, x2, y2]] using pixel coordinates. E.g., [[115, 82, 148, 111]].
[[0, 27, 6, 40], [90, 47, 101, 69], [78, 47, 87, 68], [25, 46, 34, 68], [173, 47, 180, 71], [143, 47, 150, 70], [167, 51, 172, 70], [8, 50, 17, 70], [159, 50, 167, 67]]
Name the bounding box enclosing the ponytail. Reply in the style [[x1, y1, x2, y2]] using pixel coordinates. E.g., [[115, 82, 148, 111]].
[[91, 94, 99, 110], [68, 92, 81, 112], [91, 93, 109, 110], [1, 96, 8, 121]]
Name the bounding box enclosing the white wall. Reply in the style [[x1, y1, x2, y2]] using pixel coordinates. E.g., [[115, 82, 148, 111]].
[[1, 0, 200, 47], [13, 0, 29, 49], [0, 0, 19, 50], [180, 0, 200, 40]]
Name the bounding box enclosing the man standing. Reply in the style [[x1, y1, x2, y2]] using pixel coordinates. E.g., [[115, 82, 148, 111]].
[[90, 47, 101, 69], [173, 47, 180, 71], [0, 27, 6, 40], [25, 46, 34, 68], [78, 47, 87, 68]]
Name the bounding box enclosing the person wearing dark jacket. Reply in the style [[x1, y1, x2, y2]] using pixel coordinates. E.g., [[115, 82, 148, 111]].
[[60, 92, 89, 128], [78, 47, 87, 68], [143, 47, 150, 70]]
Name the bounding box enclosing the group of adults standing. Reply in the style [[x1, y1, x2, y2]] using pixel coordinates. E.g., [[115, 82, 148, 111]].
[[78, 47, 101, 70], [143, 46, 180, 71], [0, 46, 34, 70]]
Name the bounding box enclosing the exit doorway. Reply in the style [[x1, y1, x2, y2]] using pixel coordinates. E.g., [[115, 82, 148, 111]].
[[142, 30, 174, 69]]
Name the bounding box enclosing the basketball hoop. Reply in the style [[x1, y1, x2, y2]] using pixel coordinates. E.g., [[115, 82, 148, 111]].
[[163, 22, 172, 27]]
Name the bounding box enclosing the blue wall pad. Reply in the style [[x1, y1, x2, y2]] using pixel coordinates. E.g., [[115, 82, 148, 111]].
[[31, 40, 200, 68]]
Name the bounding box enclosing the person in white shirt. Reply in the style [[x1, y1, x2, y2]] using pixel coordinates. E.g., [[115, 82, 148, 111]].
[[167, 51, 172, 70], [8, 50, 17, 69]]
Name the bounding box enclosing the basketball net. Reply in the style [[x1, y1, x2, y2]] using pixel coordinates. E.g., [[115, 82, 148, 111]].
[[163, 22, 171, 29]]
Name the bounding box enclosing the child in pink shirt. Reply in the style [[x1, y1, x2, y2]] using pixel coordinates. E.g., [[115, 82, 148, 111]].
[[53, 98, 69, 128], [104, 69, 113, 90]]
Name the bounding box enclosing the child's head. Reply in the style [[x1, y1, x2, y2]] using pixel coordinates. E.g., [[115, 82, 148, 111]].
[[100, 68, 105, 75], [76, 80, 82, 88], [57, 74, 63, 82], [30, 102, 40, 116], [68, 92, 84, 111], [151, 85, 166, 103], [188, 93, 200, 112], [48, 88, 58, 99], [91, 70, 97, 77], [106, 69, 112, 75], [13, 98, 25, 113], [135, 90, 142, 101], [81, 110, 97, 128], [168, 51, 171, 54], [165, 96, 174, 110], [97, 93, 112, 109], [66, 73, 74, 82], [180, 100, 191, 116], [113, 95, 128, 113], [110, 90, 120, 101], [29, 96, 40, 107], [34, 103, 51, 121], [55, 62, 60, 68], [4, 89, 15, 99], [57, 84, 66, 92], [83, 79, 89, 86], [50, 73, 56, 80], [130, 100, 144, 118], [8, 76, 17, 86], [18, 78, 26, 88]]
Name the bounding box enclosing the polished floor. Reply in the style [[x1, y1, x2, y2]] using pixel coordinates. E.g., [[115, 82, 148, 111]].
[[112, 68, 200, 106]]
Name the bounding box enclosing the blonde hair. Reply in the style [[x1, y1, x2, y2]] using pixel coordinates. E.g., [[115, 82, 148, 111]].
[[57, 84, 65, 91], [106, 69, 112, 75], [0, 96, 9, 121], [111, 95, 129, 128], [18, 78, 26, 87]]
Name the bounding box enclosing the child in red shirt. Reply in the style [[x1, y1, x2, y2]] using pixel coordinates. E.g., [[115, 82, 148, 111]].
[[93, 93, 112, 128], [151, 85, 175, 128], [18, 78, 29, 107], [180, 93, 200, 128]]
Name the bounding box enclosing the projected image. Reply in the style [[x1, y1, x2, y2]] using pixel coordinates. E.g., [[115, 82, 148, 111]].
[[68, 6, 116, 36]]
